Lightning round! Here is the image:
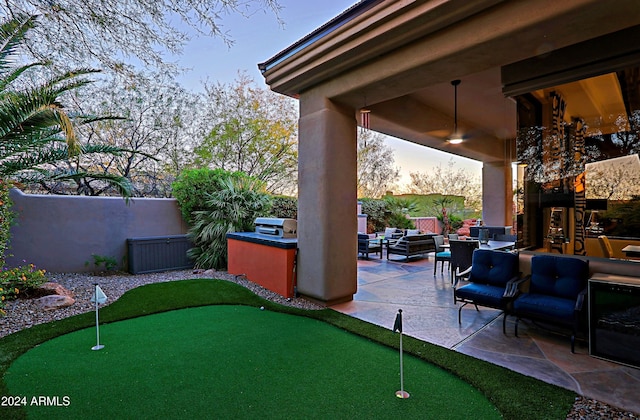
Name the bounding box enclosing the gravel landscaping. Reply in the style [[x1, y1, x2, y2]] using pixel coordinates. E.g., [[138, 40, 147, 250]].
[[1, 269, 637, 419], [0, 269, 322, 339]]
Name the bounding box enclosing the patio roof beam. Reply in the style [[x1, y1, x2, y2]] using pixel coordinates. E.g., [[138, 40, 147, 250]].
[[261, 0, 640, 108]]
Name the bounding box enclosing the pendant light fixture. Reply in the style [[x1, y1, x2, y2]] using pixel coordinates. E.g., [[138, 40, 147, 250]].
[[360, 108, 371, 130], [360, 94, 371, 130], [448, 79, 463, 144]]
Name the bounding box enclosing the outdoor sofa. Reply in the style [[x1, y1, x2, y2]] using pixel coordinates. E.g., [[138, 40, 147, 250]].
[[386, 233, 436, 261]]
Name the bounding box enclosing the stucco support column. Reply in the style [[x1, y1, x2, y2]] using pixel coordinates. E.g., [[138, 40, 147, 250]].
[[482, 162, 513, 227], [297, 95, 357, 305]]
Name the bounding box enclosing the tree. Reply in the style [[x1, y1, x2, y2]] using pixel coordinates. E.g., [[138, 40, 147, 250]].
[[60, 73, 203, 197], [192, 74, 298, 195], [3, 0, 282, 77], [408, 159, 482, 213], [586, 155, 640, 201], [357, 129, 400, 198], [0, 14, 132, 197]]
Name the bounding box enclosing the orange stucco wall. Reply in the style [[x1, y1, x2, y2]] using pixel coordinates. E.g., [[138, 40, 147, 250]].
[[227, 238, 296, 298]]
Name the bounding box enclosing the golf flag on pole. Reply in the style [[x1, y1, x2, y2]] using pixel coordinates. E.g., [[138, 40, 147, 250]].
[[393, 309, 410, 399], [91, 285, 108, 304], [91, 284, 107, 351], [393, 309, 403, 333]]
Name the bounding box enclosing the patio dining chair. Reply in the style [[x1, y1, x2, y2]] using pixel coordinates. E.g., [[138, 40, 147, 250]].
[[448, 239, 479, 283], [494, 234, 517, 250], [598, 235, 614, 258], [433, 235, 451, 275]]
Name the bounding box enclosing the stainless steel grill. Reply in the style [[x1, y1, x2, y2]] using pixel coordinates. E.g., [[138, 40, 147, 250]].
[[254, 217, 297, 238]]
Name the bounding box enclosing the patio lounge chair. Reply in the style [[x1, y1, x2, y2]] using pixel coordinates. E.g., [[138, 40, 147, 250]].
[[511, 255, 589, 353], [358, 233, 382, 259], [453, 249, 522, 332]]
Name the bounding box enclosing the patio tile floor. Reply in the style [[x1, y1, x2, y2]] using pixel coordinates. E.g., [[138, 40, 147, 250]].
[[331, 254, 640, 415]]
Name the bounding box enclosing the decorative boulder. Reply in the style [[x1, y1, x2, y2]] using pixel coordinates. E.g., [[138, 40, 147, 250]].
[[33, 282, 74, 298], [35, 295, 75, 311]]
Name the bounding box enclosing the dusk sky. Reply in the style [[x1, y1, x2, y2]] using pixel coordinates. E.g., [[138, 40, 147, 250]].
[[175, 1, 482, 190]]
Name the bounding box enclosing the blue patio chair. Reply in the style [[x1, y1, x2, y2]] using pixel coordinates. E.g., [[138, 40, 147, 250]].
[[453, 249, 522, 332], [511, 255, 589, 353]]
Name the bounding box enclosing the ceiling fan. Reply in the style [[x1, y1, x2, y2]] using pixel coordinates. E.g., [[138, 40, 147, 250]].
[[423, 79, 469, 142], [448, 79, 464, 144]]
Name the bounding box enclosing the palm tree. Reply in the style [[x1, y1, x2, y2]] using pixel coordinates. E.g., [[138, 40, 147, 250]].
[[188, 173, 272, 269], [0, 14, 132, 197]]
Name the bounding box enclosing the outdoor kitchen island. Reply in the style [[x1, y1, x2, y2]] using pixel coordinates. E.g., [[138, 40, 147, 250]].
[[226, 218, 297, 299]]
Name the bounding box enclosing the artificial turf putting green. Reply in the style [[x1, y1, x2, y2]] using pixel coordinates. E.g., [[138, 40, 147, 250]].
[[0, 279, 577, 419], [5, 305, 499, 419]]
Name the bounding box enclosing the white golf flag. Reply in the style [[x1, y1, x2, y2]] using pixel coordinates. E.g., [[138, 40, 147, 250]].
[[91, 285, 108, 304]]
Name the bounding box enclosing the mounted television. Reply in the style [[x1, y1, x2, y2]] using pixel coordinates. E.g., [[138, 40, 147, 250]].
[[586, 199, 608, 210], [539, 192, 574, 208]]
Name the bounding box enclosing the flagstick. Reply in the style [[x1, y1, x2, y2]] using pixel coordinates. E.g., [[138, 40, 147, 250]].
[[395, 331, 409, 399], [394, 309, 409, 399], [92, 284, 104, 351]]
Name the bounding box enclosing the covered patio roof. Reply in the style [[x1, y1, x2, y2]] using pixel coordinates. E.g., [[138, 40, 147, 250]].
[[259, 0, 640, 163], [258, 0, 640, 304]]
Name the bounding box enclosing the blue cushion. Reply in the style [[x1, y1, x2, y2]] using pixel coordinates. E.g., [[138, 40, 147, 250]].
[[456, 283, 506, 307], [469, 249, 518, 287], [436, 251, 451, 258], [530, 256, 588, 299], [512, 293, 576, 323]]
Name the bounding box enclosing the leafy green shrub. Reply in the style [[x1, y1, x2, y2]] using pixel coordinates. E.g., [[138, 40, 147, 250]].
[[0, 178, 12, 265], [0, 178, 49, 315], [271, 196, 297, 219], [0, 264, 47, 314], [172, 168, 244, 225], [360, 197, 415, 233], [188, 172, 272, 269], [448, 214, 463, 232], [360, 198, 387, 233], [86, 254, 119, 273], [383, 196, 416, 230]]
